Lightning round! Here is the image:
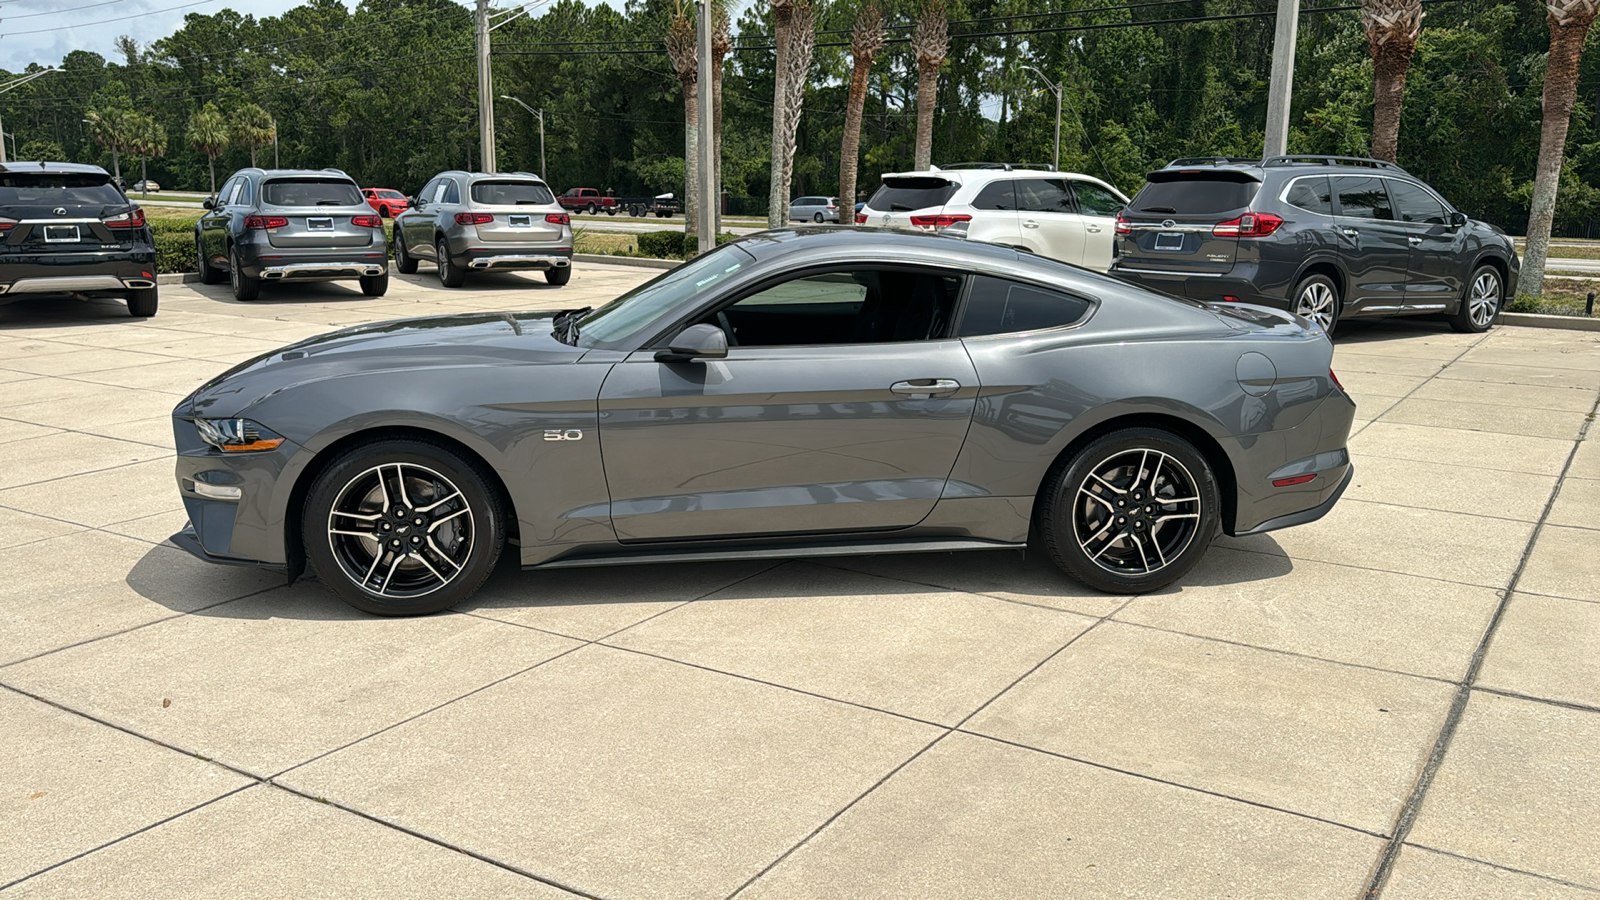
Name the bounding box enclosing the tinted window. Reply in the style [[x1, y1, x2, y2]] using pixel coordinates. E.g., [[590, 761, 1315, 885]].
[[215, 176, 237, 204], [868, 177, 958, 211], [0, 173, 123, 206], [700, 268, 962, 346], [1016, 179, 1075, 214], [578, 243, 756, 348], [1333, 176, 1393, 220], [1285, 176, 1334, 214], [443, 180, 461, 204], [375, 189, 406, 199], [1133, 177, 1259, 214], [262, 178, 362, 206], [1072, 181, 1124, 217], [1390, 180, 1448, 225], [472, 180, 555, 205], [958, 276, 1091, 337], [972, 180, 1018, 211]]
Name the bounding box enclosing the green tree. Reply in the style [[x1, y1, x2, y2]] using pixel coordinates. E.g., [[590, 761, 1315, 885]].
[[229, 102, 276, 168], [17, 139, 65, 162], [839, 1, 886, 211], [129, 113, 167, 191], [187, 103, 231, 194], [84, 104, 137, 181], [1361, 0, 1424, 162]]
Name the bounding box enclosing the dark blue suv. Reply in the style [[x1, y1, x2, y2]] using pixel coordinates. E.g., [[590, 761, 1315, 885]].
[[1109, 156, 1519, 334]]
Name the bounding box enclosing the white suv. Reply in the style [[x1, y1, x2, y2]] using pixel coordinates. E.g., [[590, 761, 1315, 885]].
[[856, 164, 1130, 271]]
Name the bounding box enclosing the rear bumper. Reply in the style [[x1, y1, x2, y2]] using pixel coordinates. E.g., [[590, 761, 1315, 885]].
[[466, 252, 572, 271], [259, 260, 387, 280], [1111, 263, 1287, 309], [239, 249, 388, 281], [0, 249, 155, 296], [1233, 465, 1353, 536], [449, 242, 572, 270]]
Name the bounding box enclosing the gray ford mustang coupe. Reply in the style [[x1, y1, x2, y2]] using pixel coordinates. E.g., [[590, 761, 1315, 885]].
[[171, 228, 1354, 616]]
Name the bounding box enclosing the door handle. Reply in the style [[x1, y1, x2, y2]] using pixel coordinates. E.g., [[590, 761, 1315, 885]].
[[1086, 226, 1102, 233], [1407, 236, 1422, 246], [1341, 227, 1359, 237], [891, 378, 961, 398], [1022, 220, 1040, 229]]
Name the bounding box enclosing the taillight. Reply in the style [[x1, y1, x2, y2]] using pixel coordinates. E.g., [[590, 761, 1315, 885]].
[[0, 217, 16, 231], [1272, 474, 1318, 488], [908, 214, 972, 229], [1329, 369, 1345, 392], [104, 208, 147, 228], [1114, 213, 1131, 235], [1213, 212, 1284, 237], [854, 213, 867, 225], [351, 215, 382, 228], [243, 216, 288, 229], [545, 212, 570, 225], [455, 213, 493, 225]]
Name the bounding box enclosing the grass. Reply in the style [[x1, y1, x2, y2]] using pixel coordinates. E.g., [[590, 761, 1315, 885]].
[[1507, 277, 1600, 317], [573, 230, 638, 256]]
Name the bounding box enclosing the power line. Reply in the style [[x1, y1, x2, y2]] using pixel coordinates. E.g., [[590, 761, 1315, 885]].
[[1, 0, 126, 20], [0, 0, 222, 36]]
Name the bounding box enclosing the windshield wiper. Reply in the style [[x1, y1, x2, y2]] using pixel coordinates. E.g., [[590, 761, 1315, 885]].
[[1141, 206, 1177, 213], [551, 306, 592, 345], [316, 199, 344, 205]]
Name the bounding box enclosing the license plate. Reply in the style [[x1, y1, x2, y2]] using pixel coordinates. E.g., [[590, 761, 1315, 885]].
[[1154, 232, 1184, 251], [307, 217, 334, 231], [43, 225, 80, 243], [508, 215, 531, 228]]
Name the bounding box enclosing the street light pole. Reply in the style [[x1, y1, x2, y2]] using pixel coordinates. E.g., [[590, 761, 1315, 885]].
[[1021, 65, 1062, 172], [475, 0, 496, 172], [1263, 0, 1300, 157], [500, 95, 546, 181], [695, 0, 715, 254]]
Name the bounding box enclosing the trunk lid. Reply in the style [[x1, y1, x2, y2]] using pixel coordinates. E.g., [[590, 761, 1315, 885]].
[[1116, 170, 1262, 276], [0, 174, 137, 252], [468, 180, 565, 243], [259, 177, 376, 249]]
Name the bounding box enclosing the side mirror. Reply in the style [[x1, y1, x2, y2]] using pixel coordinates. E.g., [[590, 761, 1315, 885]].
[[1449, 211, 1468, 228], [655, 323, 728, 363], [201, 198, 215, 210]]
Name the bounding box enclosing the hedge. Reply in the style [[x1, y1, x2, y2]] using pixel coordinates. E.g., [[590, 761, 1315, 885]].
[[634, 230, 738, 260], [149, 223, 401, 275]]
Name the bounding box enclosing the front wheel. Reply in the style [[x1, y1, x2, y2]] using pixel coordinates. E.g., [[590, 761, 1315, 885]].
[[1451, 265, 1502, 333], [436, 239, 466, 287], [302, 439, 505, 616], [1291, 273, 1340, 335], [1037, 428, 1221, 594]]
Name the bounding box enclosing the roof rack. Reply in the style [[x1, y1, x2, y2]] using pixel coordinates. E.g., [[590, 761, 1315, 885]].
[[937, 162, 1056, 171], [1165, 156, 1261, 168], [1262, 155, 1407, 172]]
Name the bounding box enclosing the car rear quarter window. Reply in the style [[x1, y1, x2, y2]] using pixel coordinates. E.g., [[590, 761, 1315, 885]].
[[472, 181, 555, 205], [972, 180, 1017, 211], [1016, 179, 1075, 214], [1133, 176, 1259, 214], [1284, 176, 1334, 215], [443, 180, 461, 204], [263, 178, 363, 207], [869, 177, 958, 211], [1332, 175, 1394, 220], [1390, 180, 1448, 225], [1072, 181, 1125, 217], [0, 173, 124, 206], [958, 275, 1091, 337]]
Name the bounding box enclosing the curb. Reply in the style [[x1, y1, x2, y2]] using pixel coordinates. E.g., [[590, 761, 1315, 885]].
[[157, 272, 200, 285], [574, 253, 679, 270], [1501, 311, 1600, 332]]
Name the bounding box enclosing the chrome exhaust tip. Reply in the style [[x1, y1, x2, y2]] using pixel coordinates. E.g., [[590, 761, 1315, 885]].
[[122, 279, 157, 289]]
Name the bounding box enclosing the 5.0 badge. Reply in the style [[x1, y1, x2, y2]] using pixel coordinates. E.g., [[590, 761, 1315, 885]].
[[543, 429, 584, 441]]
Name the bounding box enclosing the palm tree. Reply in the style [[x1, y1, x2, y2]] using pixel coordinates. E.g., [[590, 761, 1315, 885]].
[[666, 1, 700, 237], [911, 0, 948, 170], [839, 1, 886, 219], [772, 0, 818, 223], [84, 106, 136, 182], [229, 103, 275, 168], [1360, 0, 1424, 162], [187, 104, 231, 194], [129, 114, 167, 192], [712, 0, 733, 233], [767, 0, 797, 229], [1521, 0, 1600, 296]]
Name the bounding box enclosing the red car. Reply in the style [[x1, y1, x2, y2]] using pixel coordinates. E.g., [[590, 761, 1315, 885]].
[[362, 188, 410, 218]]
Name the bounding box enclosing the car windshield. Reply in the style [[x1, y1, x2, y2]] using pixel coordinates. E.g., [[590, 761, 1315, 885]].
[[375, 190, 406, 199], [0, 173, 122, 206], [576, 243, 757, 349], [472, 181, 555, 205], [263, 178, 363, 206]]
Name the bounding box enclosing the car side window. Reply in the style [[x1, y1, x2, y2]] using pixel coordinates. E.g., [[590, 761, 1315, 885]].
[[697, 268, 963, 346], [227, 178, 246, 206], [215, 177, 236, 206], [1389, 180, 1448, 225], [957, 275, 1091, 337], [972, 180, 1018, 211], [416, 179, 439, 206], [1072, 181, 1124, 217], [1285, 176, 1334, 215], [235, 178, 252, 206], [442, 180, 460, 205], [1333, 175, 1394, 220], [1015, 179, 1075, 214]]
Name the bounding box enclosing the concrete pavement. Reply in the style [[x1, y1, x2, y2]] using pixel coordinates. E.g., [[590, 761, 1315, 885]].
[[1, 268, 1598, 898]]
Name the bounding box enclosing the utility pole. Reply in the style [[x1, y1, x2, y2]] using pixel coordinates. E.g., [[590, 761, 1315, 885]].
[[695, 0, 715, 254], [0, 67, 59, 164], [501, 95, 546, 180], [1021, 65, 1062, 172], [1263, 0, 1299, 158], [476, 0, 496, 172]]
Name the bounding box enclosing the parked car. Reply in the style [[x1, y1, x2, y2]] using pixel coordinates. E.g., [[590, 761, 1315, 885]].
[[169, 227, 1354, 617], [557, 187, 618, 215], [0, 161, 158, 316], [361, 187, 409, 218], [194, 167, 389, 302], [1110, 155, 1519, 334], [857, 163, 1130, 271], [132, 179, 161, 193], [789, 195, 841, 223], [393, 170, 572, 287]]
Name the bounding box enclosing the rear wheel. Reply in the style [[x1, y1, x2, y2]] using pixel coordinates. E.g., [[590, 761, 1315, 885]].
[[1292, 273, 1340, 335], [1451, 265, 1502, 333], [586, 202, 597, 215], [1038, 428, 1221, 594], [302, 439, 504, 616], [436, 239, 466, 288], [230, 246, 260, 302], [360, 269, 389, 297], [393, 230, 417, 274], [813, 212, 825, 223], [126, 286, 158, 317], [195, 235, 225, 284], [545, 265, 572, 286]]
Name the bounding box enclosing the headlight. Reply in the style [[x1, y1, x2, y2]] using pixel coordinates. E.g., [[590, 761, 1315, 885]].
[[193, 418, 286, 452]]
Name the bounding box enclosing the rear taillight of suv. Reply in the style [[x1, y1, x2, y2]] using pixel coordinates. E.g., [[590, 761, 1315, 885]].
[[1213, 212, 1283, 237], [351, 215, 382, 228], [1115, 213, 1131, 235], [1329, 369, 1345, 392], [0, 216, 16, 231], [243, 216, 289, 229], [104, 208, 146, 229], [854, 213, 867, 225], [545, 213, 570, 225], [455, 213, 493, 225], [908, 214, 971, 230]]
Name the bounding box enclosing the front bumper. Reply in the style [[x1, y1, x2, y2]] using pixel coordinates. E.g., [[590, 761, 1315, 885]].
[[170, 524, 288, 575], [172, 415, 299, 568]]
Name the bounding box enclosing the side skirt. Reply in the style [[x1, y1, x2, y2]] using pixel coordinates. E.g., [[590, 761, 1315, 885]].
[[527, 537, 1026, 570]]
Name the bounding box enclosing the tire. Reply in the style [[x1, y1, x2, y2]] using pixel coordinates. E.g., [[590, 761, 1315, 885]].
[[1451, 265, 1503, 333], [605, 207, 616, 216], [195, 235, 225, 284], [436, 238, 466, 287], [586, 202, 597, 215], [1037, 427, 1222, 594], [360, 269, 389, 297], [378, 205, 391, 219], [1291, 273, 1340, 335], [230, 246, 260, 302], [394, 230, 418, 274], [545, 265, 572, 286], [126, 286, 158, 317], [302, 439, 505, 616], [813, 212, 825, 223]]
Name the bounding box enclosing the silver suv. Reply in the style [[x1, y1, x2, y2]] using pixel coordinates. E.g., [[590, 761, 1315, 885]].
[[195, 168, 389, 302], [393, 171, 573, 287]]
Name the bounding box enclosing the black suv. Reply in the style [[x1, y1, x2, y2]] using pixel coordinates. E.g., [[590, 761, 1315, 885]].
[[0, 162, 158, 317], [1110, 156, 1518, 334]]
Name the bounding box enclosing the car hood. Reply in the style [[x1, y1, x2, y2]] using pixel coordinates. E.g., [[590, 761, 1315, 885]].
[[177, 310, 583, 418]]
